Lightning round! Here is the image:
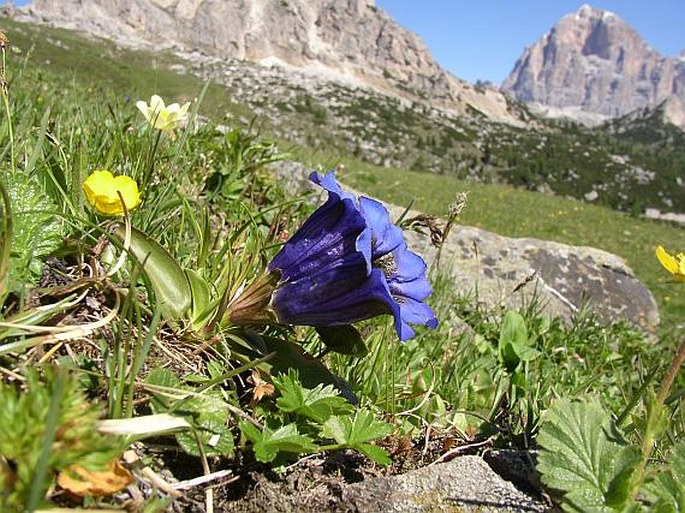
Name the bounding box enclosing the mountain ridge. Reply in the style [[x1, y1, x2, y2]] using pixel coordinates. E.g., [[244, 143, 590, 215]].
[[502, 4, 685, 127], [15, 0, 525, 125]]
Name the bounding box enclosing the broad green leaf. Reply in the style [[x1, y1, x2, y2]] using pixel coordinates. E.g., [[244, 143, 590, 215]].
[[315, 325, 368, 356], [186, 268, 214, 329], [499, 311, 529, 348], [238, 421, 317, 463], [2, 171, 63, 289], [274, 370, 353, 423], [114, 225, 192, 321], [176, 410, 234, 457], [498, 311, 539, 371], [536, 397, 640, 513]]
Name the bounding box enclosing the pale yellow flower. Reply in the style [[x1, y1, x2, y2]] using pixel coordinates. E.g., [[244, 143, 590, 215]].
[[655, 245, 685, 282], [83, 170, 141, 215], [136, 94, 190, 136]]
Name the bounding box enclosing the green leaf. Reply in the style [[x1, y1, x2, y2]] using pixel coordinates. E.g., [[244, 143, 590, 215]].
[[644, 443, 685, 512], [322, 410, 393, 465], [186, 268, 215, 329], [498, 311, 539, 371], [274, 370, 354, 423], [176, 410, 234, 457], [500, 311, 529, 348], [145, 368, 233, 457], [536, 397, 640, 513], [238, 421, 317, 463], [114, 225, 192, 321], [315, 325, 368, 356], [2, 172, 63, 289], [0, 180, 11, 301], [256, 335, 357, 404]]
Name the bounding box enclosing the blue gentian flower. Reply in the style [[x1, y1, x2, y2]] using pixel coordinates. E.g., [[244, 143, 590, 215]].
[[226, 171, 437, 341]]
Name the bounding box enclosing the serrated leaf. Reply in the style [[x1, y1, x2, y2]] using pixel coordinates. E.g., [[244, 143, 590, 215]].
[[322, 410, 393, 465], [146, 368, 183, 389], [239, 421, 317, 463], [2, 171, 63, 288], [257, 335, 357, 404], [114, 224, 192, 321], [536, 397, 640, 513], [357, 443, 391, 466], [274, 370, 354, 423], [146, 368, 233, 457]]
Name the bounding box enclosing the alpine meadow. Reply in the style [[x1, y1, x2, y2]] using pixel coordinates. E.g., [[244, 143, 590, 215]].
[[1, 2, 685, 512]]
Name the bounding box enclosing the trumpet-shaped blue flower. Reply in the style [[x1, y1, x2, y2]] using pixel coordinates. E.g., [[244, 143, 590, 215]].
[[227, 171, 437, 341]]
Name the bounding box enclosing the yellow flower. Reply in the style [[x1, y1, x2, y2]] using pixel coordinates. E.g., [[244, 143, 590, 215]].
[[135, 94, 191, 136], [655, 245, 685, 281], [83, 170, 141, 215]]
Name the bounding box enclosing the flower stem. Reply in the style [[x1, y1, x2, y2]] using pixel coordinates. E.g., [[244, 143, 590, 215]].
[[656, 338, 685, 406], [1, 34, 15, 173], [630, 337, 685, 500]]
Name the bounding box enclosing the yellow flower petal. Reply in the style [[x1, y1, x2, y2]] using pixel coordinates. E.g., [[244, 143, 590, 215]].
[[655, 245, 685, 281], [83, 170, 141, 216]]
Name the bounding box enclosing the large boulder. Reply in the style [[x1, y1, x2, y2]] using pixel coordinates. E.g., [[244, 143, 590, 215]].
[[271, 161, 660, 333], [402, 217, 659, 332]]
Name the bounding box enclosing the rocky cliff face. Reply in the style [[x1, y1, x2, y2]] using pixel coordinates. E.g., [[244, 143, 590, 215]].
[[502, 4, 685, 125], [18, 0, 521, 124]]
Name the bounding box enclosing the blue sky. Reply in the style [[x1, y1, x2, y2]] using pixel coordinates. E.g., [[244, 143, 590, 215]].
[[376, 1, 685, 84], [5, 1, 684, 84]]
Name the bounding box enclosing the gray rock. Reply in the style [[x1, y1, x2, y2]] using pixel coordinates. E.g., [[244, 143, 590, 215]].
[[404, 220, 659, 333], [341, 455, 551, 512]]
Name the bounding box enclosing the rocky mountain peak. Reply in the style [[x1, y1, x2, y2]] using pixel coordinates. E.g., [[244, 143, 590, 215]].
[[15, 0, 522, 124], [502, 4, 685, 126]]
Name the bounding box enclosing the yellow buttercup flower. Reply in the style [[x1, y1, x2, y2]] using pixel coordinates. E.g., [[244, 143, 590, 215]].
[[655, 245, 685, 282], [136, 94, 190, 136], [83, 170, 141, 215]]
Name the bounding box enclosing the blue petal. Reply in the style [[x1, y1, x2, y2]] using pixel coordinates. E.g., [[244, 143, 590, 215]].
[[264, 170, 438, 341], [269, 196, 367, 279], [359, 197, 404, 257], [310, 171, 372, 271], [271, 267, 393, 326]]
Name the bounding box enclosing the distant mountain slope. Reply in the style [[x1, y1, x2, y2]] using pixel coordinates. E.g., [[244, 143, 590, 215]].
[[502, 4, 685, 127], [18, 0, 523, 124]]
